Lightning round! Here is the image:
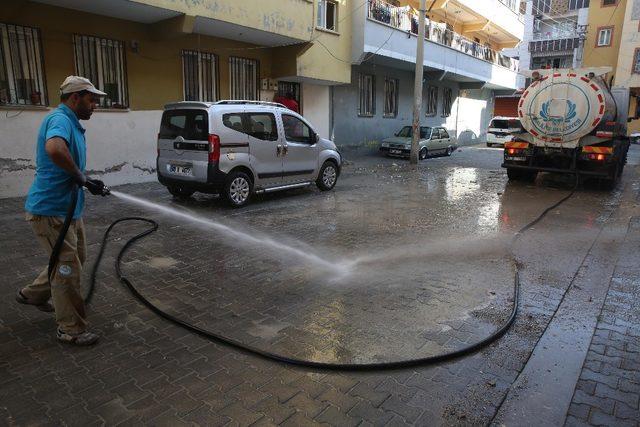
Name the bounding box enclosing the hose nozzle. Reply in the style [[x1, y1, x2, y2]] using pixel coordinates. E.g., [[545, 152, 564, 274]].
[[102, 185, 111, 196]]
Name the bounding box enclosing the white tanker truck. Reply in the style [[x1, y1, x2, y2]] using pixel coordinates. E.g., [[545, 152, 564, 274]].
[[502, 67, 630, 188]]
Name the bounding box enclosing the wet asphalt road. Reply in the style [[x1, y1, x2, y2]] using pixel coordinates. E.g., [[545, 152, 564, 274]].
[[1, 143, 638, 425]]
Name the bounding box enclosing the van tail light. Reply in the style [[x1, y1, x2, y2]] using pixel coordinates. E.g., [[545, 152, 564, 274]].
[[208, 134, 220, 163]]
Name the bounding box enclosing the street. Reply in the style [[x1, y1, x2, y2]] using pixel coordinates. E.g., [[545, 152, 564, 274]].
[[2, 144, 639, 426]]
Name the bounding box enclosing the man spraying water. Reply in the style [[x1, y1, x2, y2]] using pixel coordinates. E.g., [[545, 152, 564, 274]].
[[17, 76, 109, 346]]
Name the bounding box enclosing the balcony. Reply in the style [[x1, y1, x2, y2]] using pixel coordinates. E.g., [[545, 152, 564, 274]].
[[358, 0, 520, 89]]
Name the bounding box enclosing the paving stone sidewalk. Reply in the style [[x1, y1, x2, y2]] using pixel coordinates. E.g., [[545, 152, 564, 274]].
[[1, 147, 638, 426]]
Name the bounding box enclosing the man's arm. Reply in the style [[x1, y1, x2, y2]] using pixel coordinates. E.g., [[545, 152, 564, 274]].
[[44, 137, 85, 184]]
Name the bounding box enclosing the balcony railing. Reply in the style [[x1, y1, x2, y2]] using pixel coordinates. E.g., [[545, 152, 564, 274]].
[[367, 0, 519, 73]]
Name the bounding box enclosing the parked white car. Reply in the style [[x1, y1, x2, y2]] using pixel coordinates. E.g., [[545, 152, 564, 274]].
[[486, 117, 523, 147], [157, 100, 342, 207], [379, 126, 456, 159]]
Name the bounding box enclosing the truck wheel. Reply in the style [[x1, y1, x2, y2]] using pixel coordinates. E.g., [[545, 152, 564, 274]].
[[522, 170, 538, 182], [506, 168, 521, 181], [224, 171, 252, 207], [168, 185, 195, 199]]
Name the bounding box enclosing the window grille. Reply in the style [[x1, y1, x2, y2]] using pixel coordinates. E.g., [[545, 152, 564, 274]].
[[229, 57, 259, 100], [0, 23, 47, 106], [358, 73, 375, 117], [182, 50, 218, 102], [442, 87, 452, 117], [633, 48, 640, 74], [426, 86, 438, 117], [73, 34, 128, 108], [383, 77, 398, 118]]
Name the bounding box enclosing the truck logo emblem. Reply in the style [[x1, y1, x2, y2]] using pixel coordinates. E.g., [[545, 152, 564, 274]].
[[539, 100, 577, 124]]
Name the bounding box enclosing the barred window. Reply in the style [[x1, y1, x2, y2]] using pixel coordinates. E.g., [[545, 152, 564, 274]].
[[182, 50, 218, 102], [532, 0, 551, 14], [229, 57, 259, 100], [0, 23, 47, 106], [358, 73, 375, 117], [633, 48, 640, 74], [383, 77, 398, 118], [73, 35, 128, 108], [425, 86, 438, 117], [442, 87, 452, 117]]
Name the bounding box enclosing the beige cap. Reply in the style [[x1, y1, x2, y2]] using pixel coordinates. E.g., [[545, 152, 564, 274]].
[[59, 75, 107, 96]]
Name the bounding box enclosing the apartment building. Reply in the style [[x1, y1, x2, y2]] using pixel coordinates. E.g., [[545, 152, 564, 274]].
[[0, 0, 352, 197], [615, 0, 640, 135], [334, 0, 524, 147], [516, 0, 590, 88]]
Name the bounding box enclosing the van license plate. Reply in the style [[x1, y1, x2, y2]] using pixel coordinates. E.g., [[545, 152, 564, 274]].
[[168, 164, 192, 176], [390, 149, 401, 154]]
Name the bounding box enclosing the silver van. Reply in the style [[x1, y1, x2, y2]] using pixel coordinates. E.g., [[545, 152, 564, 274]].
[[157, 101, 341, 207]]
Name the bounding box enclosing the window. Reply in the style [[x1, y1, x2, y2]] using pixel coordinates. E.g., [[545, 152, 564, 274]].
[[442, 87, 453, 117], [597, 27, 613, 47], [532, 0, 551, 14], [317, 0, 337, 31], [420, 126, 432, 138], [283, 114, 313, 143], [159, 109, 208, 141], [383, 77, 399, 118], [229, 57, 259, 100], [633, 48, 640, 74], [247, 113, 278, 141], [426, 86, 438, 117], [602, 0, 617, 6], [569, 0, 590, 10], [222, 113, 245, 133], [0, 23, 47, 106], [358, 73, 375, 117], [441, 128, 450, 138], [182, 50, 218, 102], [73, 35, 128, 108]]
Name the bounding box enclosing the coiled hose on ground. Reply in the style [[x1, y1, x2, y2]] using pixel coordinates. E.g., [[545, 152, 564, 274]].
[[48, 180, 577, 371]]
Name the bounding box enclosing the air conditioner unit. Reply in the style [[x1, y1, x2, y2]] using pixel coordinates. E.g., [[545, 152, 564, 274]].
[[261, 78, 278, 91]]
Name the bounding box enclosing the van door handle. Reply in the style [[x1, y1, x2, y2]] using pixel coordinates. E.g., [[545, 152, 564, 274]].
[[276, 144, 283, 156], [282, 145, 288, 156]]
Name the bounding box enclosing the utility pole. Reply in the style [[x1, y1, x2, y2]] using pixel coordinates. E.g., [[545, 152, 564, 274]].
[[410, 0, 426, 165]]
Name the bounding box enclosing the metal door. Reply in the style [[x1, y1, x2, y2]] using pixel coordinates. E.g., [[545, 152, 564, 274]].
[[280, 113, 318, 184], [245, 111, 283, 189]]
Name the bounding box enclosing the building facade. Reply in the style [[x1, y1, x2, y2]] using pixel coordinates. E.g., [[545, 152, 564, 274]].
[[515, 0, 590, 89], [333, 0, 524, 148], [0, 0, 352, 197], [1, 0, 525, 198], [613, 0, 640, 134]]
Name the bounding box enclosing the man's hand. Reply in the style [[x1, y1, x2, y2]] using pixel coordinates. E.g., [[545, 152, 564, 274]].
[[84, 178, 108, 196]]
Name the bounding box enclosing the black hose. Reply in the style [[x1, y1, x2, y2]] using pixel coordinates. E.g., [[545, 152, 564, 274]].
[[85, 179, 578, 371], [47, 183, 79, 284]]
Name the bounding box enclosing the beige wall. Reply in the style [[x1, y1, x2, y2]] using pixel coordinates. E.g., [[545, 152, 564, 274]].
[[583, 0, 627, 80], [0, 1, 281, 111]]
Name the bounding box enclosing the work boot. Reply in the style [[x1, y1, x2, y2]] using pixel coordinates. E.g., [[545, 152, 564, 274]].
[[15, 290, 54, 312], [56, 329, 100, 346]]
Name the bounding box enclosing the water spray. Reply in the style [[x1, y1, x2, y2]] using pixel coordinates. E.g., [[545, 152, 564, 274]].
[[78, 177, 578, 370]]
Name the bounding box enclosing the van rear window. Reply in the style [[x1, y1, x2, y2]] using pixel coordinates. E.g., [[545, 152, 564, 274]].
[[159, 109, 208, 141]]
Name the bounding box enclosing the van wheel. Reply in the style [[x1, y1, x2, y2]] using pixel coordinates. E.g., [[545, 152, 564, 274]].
[[224, 171, 252, 207], [168, 185, 195, 199], [316, 161, 338, 191], [419, 147, 428, 160]]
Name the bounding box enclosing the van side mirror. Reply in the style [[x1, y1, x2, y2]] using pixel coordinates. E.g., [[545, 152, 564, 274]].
[[315, 133, 320, 144]]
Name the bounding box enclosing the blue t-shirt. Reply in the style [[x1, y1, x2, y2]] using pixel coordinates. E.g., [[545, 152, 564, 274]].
[[25, 104, 86, 219]]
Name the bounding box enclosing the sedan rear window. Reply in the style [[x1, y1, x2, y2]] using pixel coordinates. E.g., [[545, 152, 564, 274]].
[[159, 109, 208, 141], [490, 119, 522, 130]]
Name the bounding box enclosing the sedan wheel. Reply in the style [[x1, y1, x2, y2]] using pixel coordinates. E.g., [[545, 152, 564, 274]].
[[446, 146, 453, 156], [419, 147, 428, 160]]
